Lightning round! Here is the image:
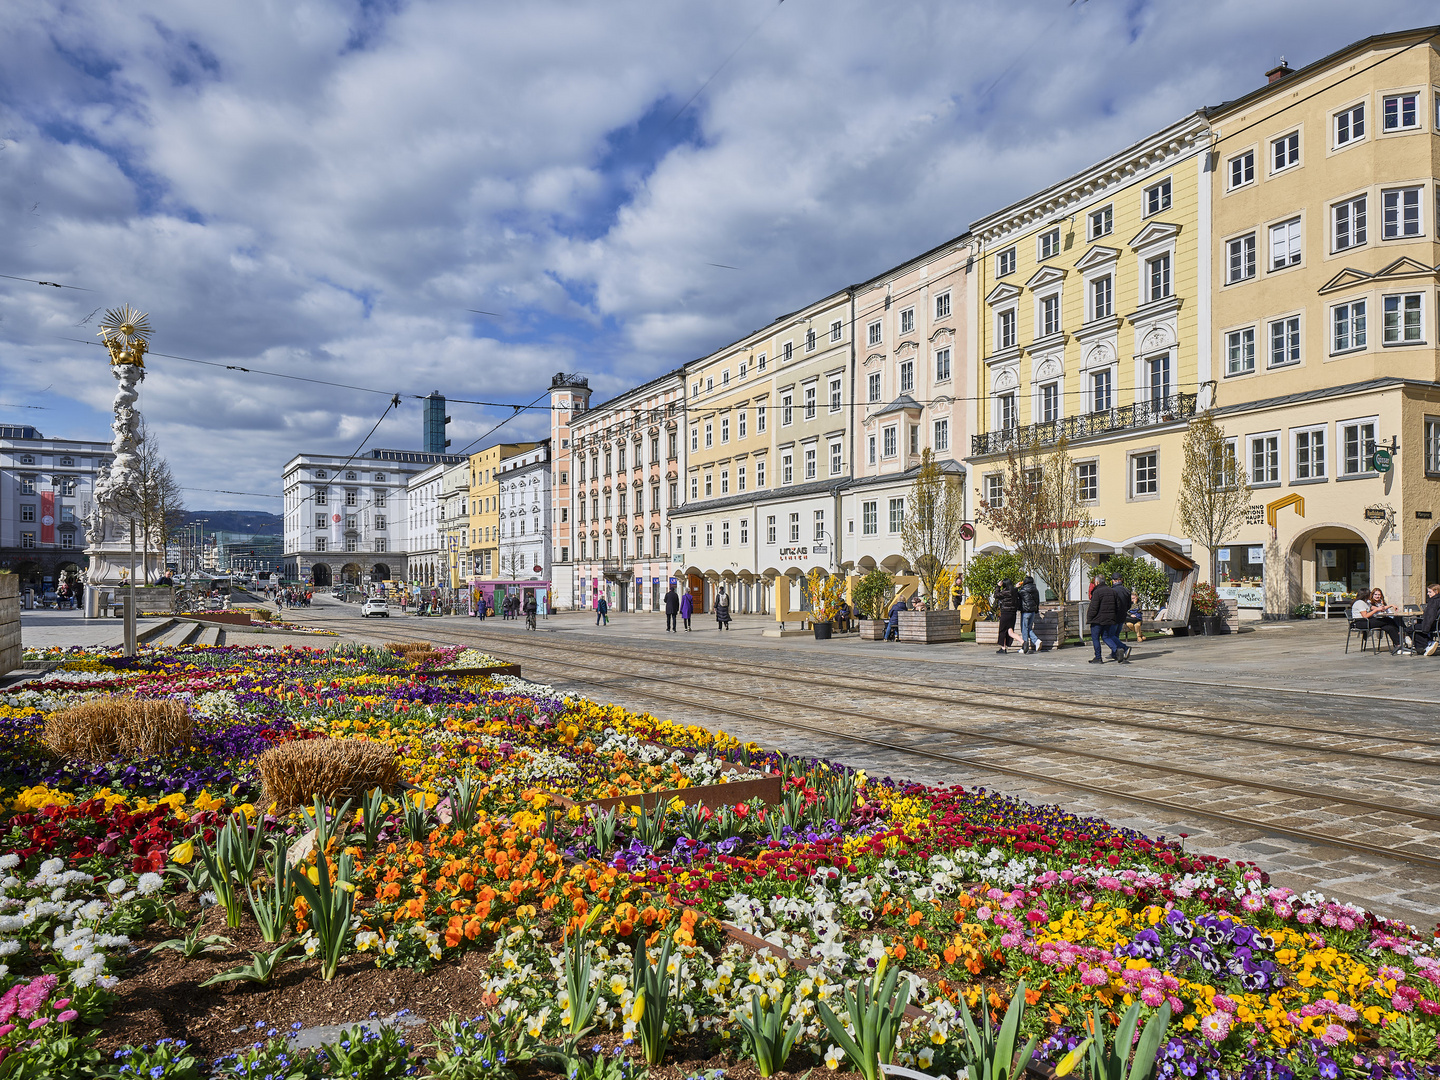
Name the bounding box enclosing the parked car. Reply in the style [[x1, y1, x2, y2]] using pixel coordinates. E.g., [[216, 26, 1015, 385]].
[[361, 597, 390, 618]]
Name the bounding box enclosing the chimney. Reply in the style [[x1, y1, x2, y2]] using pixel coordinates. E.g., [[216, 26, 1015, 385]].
[[1266, 57, 1294, 84]]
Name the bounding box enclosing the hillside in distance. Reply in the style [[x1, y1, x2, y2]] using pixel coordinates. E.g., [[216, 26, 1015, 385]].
[[181, 510, 282, 534]]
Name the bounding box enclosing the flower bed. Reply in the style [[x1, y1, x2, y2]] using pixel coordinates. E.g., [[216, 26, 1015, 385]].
[[0, 643, 1436, 1079]]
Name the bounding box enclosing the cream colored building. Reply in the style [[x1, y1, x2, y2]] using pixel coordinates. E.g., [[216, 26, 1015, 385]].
[[1203, 29, 1440, 612], [467, 442, 542, 580], [967, 112, 1214, 594], [547, 373, 592, 608]]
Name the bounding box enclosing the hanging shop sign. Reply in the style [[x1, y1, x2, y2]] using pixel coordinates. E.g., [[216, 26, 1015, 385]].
[[1372, 448, 1393, 473]]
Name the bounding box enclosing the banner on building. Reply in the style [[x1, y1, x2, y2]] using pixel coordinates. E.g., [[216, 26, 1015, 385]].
[[40, 491, 55, 545]]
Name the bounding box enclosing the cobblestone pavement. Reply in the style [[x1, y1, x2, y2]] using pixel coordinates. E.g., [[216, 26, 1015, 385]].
[[243, 598, 1440, 929]]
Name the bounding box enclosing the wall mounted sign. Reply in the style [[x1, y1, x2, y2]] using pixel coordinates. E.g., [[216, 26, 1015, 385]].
[[1364, 508, 1388, 522], [1418, 511, 1433, 520]]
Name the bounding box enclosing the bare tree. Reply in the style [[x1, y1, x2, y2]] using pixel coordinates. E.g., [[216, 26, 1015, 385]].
[[499, 551, 528, 580], [133, 421, 186, 583], [899, 449, 967, 604], [1178, 411, 1252, 584], [975, 431, 1094, 639]]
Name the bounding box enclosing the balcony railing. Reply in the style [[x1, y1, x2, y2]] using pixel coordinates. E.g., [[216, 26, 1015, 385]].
[[970, 393, 1196, 458]]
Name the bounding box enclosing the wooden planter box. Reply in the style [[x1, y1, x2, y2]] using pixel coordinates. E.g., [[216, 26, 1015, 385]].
[[897, 609, 965, 644], [548, 773, 784, 814], [975, 621, 1000, 645], [858, 619, 887, 641], [0, 574, 18, 679], [191, 611, 254, 627], [418, 664, 523, 679]]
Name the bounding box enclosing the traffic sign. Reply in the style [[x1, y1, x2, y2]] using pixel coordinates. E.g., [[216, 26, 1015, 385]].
[[1373, 448, 1393, 473]]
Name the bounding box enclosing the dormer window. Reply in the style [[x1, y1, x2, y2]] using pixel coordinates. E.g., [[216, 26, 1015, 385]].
[[347, 471, 357, 480], [316, 469, 327, 479], [60, 456, 74, 466], [20, 455, 34, 465]]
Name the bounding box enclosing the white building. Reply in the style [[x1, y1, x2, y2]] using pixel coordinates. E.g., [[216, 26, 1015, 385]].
[[0, 425, 112, 591], [281, 447, 462, 587], [439, 460, 471, 587], [497, 441, 552, 585], [406, 463, 444, 585]]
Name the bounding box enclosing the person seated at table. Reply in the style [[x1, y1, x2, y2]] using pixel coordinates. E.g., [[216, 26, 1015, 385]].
[[1414, 583, 1440, 656], [1351, 587, 1408, 653]]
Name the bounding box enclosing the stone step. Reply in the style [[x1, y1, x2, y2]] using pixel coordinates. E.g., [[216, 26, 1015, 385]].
[[155, 621, 199, 649], [196, 624, 222, 647], [136, 618, 178, 645]]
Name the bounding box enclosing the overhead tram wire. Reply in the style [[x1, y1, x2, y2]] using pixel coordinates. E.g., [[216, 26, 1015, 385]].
[[0, 273, 94, 292]]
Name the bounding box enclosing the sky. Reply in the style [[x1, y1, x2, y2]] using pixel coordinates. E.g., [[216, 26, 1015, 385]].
[[2, 1, 1436, 511]]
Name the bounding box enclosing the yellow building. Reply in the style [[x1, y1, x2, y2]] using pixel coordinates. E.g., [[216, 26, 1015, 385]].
[[967, 112, 1214, 593], [467, 442, 541, 580], [1204, 29, 1440, 612]]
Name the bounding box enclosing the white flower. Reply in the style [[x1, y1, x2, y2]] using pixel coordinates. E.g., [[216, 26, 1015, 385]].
[[69, 966, 96, 988], [199, 891, 217, 907], [106, 879, 127, 896], [78, 901, 106, 922], [0, 855, 19, 870], [825, 1046, 845, 1070], [0, 940, 19, 957], [137, 873, 164, 896], [97, 974, 119, 990], [38, 858, 64, 878], [918, 1048, 935, 1069]]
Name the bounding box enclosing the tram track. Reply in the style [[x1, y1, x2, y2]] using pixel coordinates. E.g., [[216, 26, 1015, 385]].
[[470, 637, 1440, 873]]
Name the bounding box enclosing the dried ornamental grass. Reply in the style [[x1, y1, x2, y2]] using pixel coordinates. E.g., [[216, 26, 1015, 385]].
[[41, 697, 193, 762], [257, 738, 400, 812]]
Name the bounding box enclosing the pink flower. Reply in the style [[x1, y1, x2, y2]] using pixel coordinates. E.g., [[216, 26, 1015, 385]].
[[55, 1010, 78, 1024], [27, 1017, 49, 1030], [1338, 916, 1357, 931], [1335, 1004, 1359, 1023], [50, 999, 69, 1010], [1211, 994, 1236, 1014], [1140, 987, 1165, 1008], [1199, 1012, 1231, 1043], [999, 932, 1021, 948], [1296, 908, 1317, 924], [1319, 1024, 1348, 1047], [1240, 895, 1265, 913], [0, 1024, 13, 1038], [1080, 967, 1108, 987], [975, 905, 991, 922], [1272, 901, 1293, 918]]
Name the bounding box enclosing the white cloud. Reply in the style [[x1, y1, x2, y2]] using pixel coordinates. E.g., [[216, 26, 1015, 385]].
[[1, 0, 1434, 509]]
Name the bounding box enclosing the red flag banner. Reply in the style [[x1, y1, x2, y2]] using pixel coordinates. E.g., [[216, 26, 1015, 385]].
[[40, 491, 55, 545]]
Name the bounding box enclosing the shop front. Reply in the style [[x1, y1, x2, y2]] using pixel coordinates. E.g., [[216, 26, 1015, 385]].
[[471, 579, 552, 616]]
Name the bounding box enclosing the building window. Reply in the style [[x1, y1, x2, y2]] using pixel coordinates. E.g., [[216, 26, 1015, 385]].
[[736, 466, 746, 493], [1076, 461, 1098, 501], [933, 418, 949, 452], [1334, 103, 1365, 146], [1382, 187, 1422, 238], [315, 489, 327, 505], [1131, 452, 1160, 497], [757, 406, 766, 433], [757, 353, 767, 371], [1040, 382, 1059, 423], [984, 473, 1004, 508], [1382, 93, 1418, 132], [1227, 234, 1256, 282], [1269, 316, 1301, 367], [899, 360, 914, 394], [59, 532, 73, 549], [720, 470, 729, 495], [1146, 252, 1171, 302], [781, 394, 793, 426], [669, 431, 678, 457], [736, 518, 747, 545], [804, 447, 816, 480], [829, 377, 842, 411], [20, 504, 36, 522], [374, 514, 387, 529], [1294, 427, 1326, 480], [935, 292, 951, 319], [1249, 434, 1280, 485], [998, 309, 1016, 349], [669, 480, 678, 504], [1091, 275, 1113, 319], [1041, 293, 1061, 336], [738, 410, 747, 438], [1426, 419, 1440, 475], [1038, 227, 1061, 259], [782, 453, 793, 485], [374, 491, 386, 507], [788, 513, 800, 542], [1226, 327, 1256, 375], [883, 426, 897, 458], [1269, 217, 1302, 269], [996, 247, 1016, 276], [830, 319, 843, 341], [690, 476, 698, 500], [705, 523, 713, 547], [1091, 369, 1113, 412], [721, 416, 729, 443], [888, 498, 904, 533], [767, 515, 776, 543], [868, 371, 882, 403], [1383, 293, 1424, 344], [1332, 300, 1367, 353], [690, 525, 697, 548], [862, 500, 877, 535], [867, 321, 882, 347], [1272, 130, 1300, 172], [830, 441, 842, 475], [909, 424, 919, 456], [899, 307, 915, 334], [1228, 150, 1254, 189], [706, 377, 714, 393], [1088, 205, 1113, 239], [561, 546, 569, 562], [59, 478, 76, 496], [813, 509, 825, 541], [998, 392, 1017, 429], [1144, 177, 1172, 216], [704, 422, 713, 449], [315, 512, 327, 529], [722, 520, 730, 546], [804, 385, 816, 419], [756, 459, 766, 486], [935, 347, 951, 381], [868, 434, 877, 465], [690, 427, 698, 452], [703, 473, 712, 497], [374, 538, 387, 553], [315, 537, 327, 552], [805, 329, 816, 352], [1332, 195, 1366, 251]]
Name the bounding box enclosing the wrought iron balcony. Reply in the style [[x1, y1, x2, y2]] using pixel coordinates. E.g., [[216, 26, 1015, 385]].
[[970, 393, 1197, 457]]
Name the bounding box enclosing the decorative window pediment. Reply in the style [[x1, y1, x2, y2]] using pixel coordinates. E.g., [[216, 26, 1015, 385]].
[[1024, 265, 1068, 290], [1073, 244, 1121, 272], [985, 281, 1023, 306], [1373, 256, 1437, 281], [1318, 267, 1374, 295], [1129, 221, 1181, 251]]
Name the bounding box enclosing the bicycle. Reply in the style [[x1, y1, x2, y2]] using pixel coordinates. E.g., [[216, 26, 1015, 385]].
[[525, 611, 537, 631]]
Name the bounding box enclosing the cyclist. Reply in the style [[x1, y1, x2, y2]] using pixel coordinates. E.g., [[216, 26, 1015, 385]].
[[523, 593, 538, 631]]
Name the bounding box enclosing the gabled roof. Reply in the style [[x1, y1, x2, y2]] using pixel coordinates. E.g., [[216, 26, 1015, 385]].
[[870, 395, 925, 418], [1073, 244, 1121, 272]]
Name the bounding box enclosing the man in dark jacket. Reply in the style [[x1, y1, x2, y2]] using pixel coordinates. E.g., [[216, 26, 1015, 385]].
[[1017, 576, 1042, 653], [1416, 583, 1440, 655], [884, 596, 908, 641], [663, 584, 680, 633], [1087, 574, 1130, 664]]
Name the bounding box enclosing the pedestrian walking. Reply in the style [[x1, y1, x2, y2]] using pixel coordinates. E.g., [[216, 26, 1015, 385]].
[[1087, 573, 1129, 664], [596, 595, 609, 627], [1017, 575, 1042, 653], [679, 589, 693, 631], [663, 584, 680, 633], [715, 589, 731, 631], [993, 579, 1018, 654]]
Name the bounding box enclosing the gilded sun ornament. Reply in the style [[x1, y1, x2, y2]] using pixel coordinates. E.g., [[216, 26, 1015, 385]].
[[98, 304, 152, 366]]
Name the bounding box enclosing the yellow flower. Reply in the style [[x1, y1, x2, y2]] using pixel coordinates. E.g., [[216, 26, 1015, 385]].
[[169, 840, 195, 866], [631, 992, 645, 1023], [1054, 1039, 1093, 1076]]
